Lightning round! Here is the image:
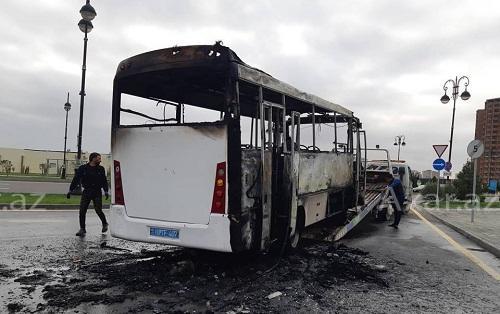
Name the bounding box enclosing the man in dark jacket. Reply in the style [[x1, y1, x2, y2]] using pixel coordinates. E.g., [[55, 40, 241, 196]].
[[386, 175, 406, 229], [68, 152, 109, 237]]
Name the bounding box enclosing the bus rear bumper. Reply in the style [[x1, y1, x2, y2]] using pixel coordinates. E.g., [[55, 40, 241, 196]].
[[109, 205, 232, 252]]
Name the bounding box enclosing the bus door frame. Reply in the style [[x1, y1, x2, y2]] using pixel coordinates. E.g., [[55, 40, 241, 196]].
[[289, 111, 301, 235], [358, 129, 368, 204], [259, 95, 285, 250]]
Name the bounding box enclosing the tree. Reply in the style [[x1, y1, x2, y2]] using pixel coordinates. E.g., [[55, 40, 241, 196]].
[[0, 155, 13, 174], [411, 170, 421, 188], [421, 182, 456, 200], [453, 161, 483, 200]]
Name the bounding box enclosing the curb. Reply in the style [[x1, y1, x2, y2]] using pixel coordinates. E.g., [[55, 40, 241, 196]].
[[422, 208, 500, 258], [0, 204, 110, 210]]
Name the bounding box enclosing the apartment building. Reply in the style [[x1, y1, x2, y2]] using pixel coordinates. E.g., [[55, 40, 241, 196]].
[[475, 98, 500, 190]]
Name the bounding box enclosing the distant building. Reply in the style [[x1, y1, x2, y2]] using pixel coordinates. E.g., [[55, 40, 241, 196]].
[[421, 170, 439, 180], [475, 98, 500, 189], [0, 147, 111, 176]]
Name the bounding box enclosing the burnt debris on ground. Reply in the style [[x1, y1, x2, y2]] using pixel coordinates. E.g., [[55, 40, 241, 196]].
[[1, 240, 394, 313], [0, 264, 17, 281]]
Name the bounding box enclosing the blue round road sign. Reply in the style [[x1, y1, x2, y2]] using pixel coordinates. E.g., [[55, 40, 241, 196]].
[[433, 158, 446, 171]]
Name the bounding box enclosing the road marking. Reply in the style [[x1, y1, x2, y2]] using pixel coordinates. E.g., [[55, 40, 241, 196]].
[[411, 207, 500, 281], [3, 219, 67, 223], [0, 235, 70, 241]]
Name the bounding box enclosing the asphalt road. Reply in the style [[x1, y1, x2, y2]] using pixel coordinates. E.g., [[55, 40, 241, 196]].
[[0, 209, 499, 313], [0, 181, 69, 194]]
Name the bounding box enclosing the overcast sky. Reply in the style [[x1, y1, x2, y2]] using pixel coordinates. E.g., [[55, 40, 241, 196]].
[[1, 0, 499, 173]]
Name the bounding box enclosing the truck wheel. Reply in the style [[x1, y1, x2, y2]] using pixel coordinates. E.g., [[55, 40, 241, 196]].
[[376, 208, 389, 221], [384, 208, 392, 221]]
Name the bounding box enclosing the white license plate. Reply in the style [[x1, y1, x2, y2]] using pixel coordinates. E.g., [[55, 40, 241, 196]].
[[149, 227, 179, 239]]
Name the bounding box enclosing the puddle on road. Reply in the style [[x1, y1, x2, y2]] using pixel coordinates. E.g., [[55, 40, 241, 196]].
[[1, 267, 54, 313]]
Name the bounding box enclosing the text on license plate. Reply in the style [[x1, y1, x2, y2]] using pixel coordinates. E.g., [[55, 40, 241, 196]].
[[149, 227, 179, 239]]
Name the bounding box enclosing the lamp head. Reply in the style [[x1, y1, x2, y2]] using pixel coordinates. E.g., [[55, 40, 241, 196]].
[[460, 90, 471, 101], [402, 141, 406, 146], [440, 94, 450, 104], [80, 2, 97, 21], [64, 101, 71, 111], [78, 19, 93, 33]]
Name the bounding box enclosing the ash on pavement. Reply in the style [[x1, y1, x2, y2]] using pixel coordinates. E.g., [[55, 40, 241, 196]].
[[1, 239, 394, 313]]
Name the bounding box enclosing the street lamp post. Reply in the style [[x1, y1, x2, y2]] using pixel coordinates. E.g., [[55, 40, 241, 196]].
[[62, 93, 71, 179], [76, 0, 97, 168], [440, 76, 470, 181], [393, 135, 406, 161]]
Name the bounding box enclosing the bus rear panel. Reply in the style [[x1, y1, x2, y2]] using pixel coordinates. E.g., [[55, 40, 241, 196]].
[[111, 123, 232, 252]]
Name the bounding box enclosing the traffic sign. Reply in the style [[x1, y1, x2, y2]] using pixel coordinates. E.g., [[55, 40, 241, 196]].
[[433, 145, 448, 158], [433, 158, 446, 171], [467, 140, 484, 159], [445, 161, 452, 171], [488, 179, 498, 192]]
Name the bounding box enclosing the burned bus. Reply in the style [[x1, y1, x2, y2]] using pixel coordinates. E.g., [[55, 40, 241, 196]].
[[110, 43, 366, 252]]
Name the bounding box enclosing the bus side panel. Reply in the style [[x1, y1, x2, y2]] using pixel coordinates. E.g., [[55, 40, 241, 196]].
[[303, 192, 329, 227], [297, 152, 353, 195], [113, 125, 227, 225]]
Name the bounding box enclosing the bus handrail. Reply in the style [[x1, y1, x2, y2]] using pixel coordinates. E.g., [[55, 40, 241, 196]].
[[120, 108, 177, 123]]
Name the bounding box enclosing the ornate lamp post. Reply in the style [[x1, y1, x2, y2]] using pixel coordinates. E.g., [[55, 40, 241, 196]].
[[393, 135, 406, 161], [61, 93, 71, 179], [440, 76, 470, 180], [76, 0, 97, 167]]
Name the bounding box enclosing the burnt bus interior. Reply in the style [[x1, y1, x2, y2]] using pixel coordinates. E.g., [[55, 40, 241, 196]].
[[112, 44, 366, 251]]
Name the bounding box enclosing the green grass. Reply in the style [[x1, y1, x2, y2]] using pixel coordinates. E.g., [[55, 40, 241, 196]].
[[0, 193, 111, 205], [423, 201, 500, 209]]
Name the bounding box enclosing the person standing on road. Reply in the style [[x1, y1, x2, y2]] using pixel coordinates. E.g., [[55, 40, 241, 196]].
[[67, 152, 109, 237], [386, 175, 405, 229]]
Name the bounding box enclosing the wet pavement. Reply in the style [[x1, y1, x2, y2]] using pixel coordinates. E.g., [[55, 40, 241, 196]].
[[1, 209, 499, 313], [0, 181, 68, 194]]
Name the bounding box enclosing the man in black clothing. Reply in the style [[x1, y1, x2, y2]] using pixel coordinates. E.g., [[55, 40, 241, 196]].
[[67, 152, 109, 237]]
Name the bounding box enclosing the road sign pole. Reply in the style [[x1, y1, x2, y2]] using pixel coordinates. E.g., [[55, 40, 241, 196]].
[[472, 158, 477, 223], [437, 171, 440, 207], [467, 139, 485, 223]]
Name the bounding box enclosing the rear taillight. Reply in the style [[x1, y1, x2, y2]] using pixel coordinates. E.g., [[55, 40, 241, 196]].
[[211, 162, 226, 214], [113, 160, 125, 206]]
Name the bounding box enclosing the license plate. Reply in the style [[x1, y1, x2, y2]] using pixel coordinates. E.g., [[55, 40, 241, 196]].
[[149, 227, 179, 239]]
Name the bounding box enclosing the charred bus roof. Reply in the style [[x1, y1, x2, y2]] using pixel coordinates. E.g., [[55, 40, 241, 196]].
[[114, 44, 353, 118]]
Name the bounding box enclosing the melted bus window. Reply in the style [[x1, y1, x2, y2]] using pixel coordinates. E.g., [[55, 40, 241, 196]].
[[119, 93, 222, 126]]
